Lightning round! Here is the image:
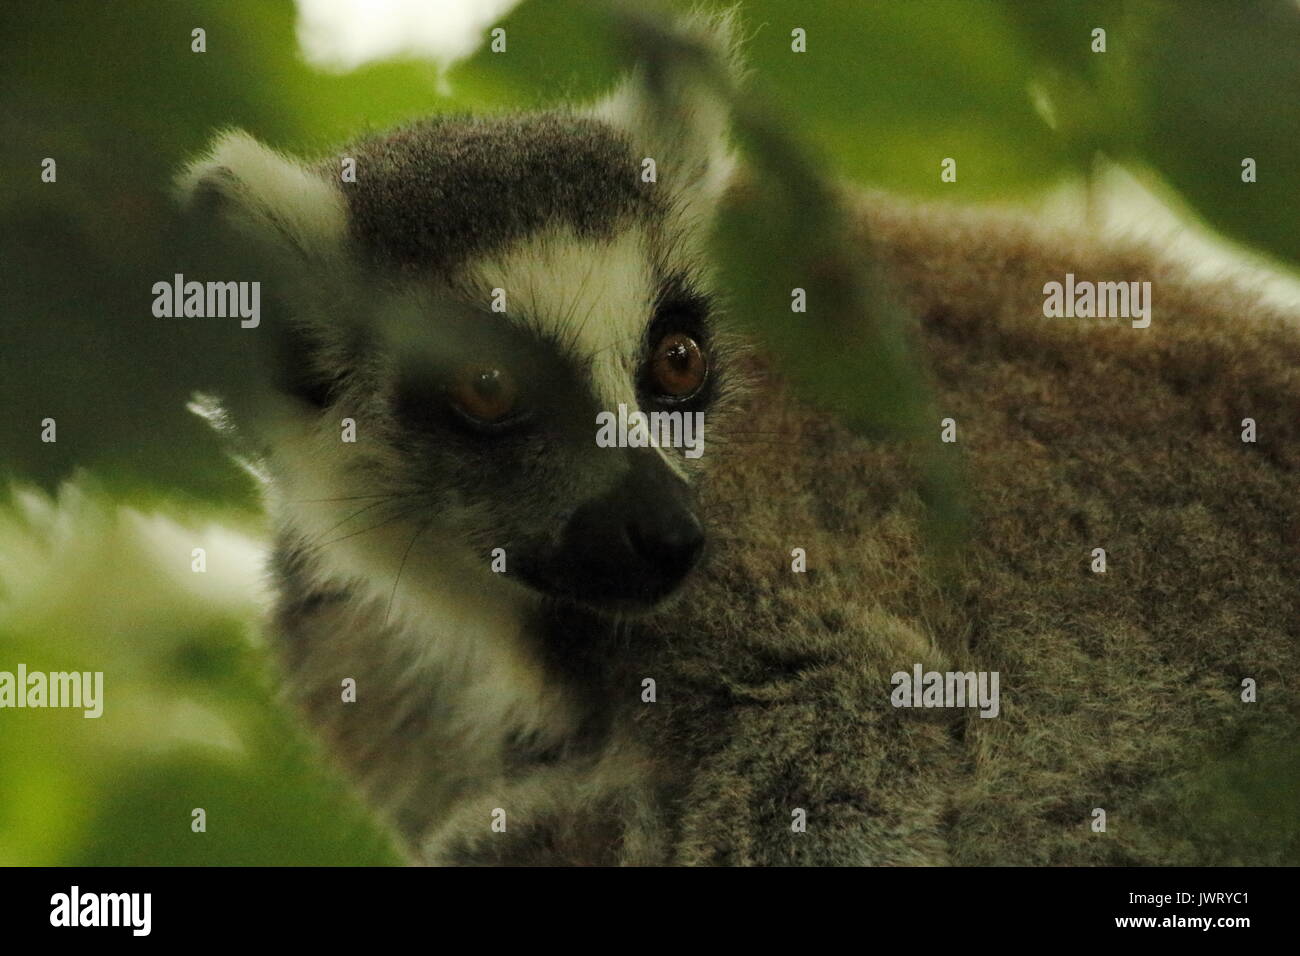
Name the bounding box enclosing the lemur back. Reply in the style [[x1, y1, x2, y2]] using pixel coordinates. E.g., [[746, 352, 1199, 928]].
[[631, 197, 1300, 866]]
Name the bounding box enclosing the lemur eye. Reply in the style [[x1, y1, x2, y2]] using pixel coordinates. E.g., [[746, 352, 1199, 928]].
[[448, 364, 519, 424], [649, 332, 707, 400]]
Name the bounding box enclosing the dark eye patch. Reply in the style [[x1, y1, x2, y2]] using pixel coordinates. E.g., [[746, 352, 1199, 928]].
[[649, 272, 712, 335], [390, 301, 598, 442]]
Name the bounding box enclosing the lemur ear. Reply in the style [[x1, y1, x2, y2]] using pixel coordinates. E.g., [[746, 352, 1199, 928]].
[[590, 9, 744, 222], [177, 131, 352, 413], [176, 129, 347, 265]]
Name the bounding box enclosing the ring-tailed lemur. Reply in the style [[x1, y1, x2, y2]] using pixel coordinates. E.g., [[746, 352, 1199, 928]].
[[181, 14, 1300, 865]]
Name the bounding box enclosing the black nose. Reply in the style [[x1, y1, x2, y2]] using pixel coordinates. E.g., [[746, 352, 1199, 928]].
[[627, 507, 704, 577], [557, 456, 705, 604]]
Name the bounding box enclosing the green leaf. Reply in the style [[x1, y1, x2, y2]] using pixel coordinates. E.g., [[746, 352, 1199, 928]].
[[1127, 0, 1300, 268]]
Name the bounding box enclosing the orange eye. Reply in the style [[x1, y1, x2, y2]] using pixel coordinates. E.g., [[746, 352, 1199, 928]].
[[649, 332, 707, 400], [448, 365, 519, 423]]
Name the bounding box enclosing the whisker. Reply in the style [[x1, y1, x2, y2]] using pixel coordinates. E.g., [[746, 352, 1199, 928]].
[[302, 505, 422, 556], [311, 497, 403, 543], [384, 519, 432, 627], [286, 494, 397, 503]]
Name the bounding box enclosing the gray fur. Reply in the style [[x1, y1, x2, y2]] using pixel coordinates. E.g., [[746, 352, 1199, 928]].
[[335, 113, 662, 276]]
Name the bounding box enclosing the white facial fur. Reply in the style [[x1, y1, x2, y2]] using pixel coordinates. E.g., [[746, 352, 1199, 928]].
[[462, 228, 652, 411]]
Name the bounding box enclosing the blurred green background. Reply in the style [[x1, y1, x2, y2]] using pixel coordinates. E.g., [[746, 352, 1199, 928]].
[[1, 0, 1297, 864]]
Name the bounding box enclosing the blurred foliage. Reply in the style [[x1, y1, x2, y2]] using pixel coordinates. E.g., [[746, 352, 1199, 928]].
[[4, 0, 1298, 498], [0, 483, 399, 865], [1, 0, 1297, 864]]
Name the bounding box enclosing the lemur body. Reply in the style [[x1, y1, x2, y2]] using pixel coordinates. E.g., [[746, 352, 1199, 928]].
[[182, 19, 1300, 865]]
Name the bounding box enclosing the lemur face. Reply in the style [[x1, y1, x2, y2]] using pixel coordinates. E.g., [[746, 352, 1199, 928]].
[[374, 231, 718, 609], [180, 51, 739, 618]]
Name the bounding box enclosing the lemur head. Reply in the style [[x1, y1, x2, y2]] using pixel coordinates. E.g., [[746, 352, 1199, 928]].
[[180, 15, 743, 616]]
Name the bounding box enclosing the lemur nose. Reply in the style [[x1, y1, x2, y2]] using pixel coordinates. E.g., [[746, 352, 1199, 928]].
[[626, 506, 705, 577], [558, 453, 705, 603]]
